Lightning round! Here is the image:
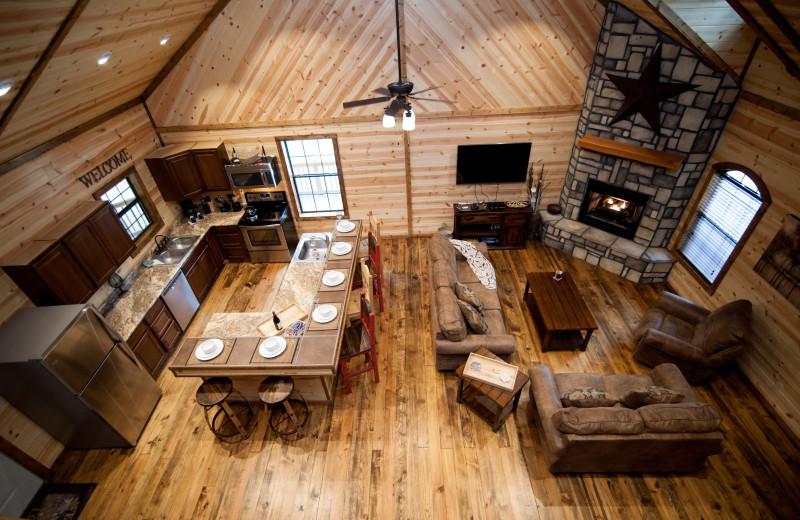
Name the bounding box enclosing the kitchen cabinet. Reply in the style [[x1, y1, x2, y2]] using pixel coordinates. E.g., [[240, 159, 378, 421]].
[[181, 233, 224, 303], [129, 297, 181, 376], [3, 201, 135, 306], [145, 143, 230, 201], [213, 225, 250, 262], [453, 205, 532, 249]]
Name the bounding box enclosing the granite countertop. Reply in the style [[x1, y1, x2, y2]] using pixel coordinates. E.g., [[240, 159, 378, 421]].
[[202, 260, 325, 338], [104, 210, 243, 340]]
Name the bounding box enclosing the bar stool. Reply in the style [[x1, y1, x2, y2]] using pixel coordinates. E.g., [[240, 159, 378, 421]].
[[195, 377, 254, 442], [258, 376, 310, 438]]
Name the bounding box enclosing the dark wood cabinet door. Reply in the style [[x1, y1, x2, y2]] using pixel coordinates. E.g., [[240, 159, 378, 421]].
[[213, 226, 249, 262], [130, 321, 167, 376], [90, 203, 135, 264], [182, 239, 216, 302], [192, 145, 230, 191], [207, 229, 225, 273], [33, 243, 95, 304], [63, 221, 117, 285], [165, 152, 203, 199]]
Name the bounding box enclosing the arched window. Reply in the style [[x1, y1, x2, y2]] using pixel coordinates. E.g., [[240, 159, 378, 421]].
[[676, 162, 770, 293]]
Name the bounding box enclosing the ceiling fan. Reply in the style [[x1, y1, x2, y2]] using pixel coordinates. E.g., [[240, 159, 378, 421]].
[[342, 0, 455, 128]]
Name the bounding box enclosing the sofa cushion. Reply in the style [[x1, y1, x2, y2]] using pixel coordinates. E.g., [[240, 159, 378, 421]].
[[431, 258, 457, 289], [702, 300, 752, 354], [463, 283, 501, 311], [429, 233, 457, 273], [552, 407, 645, 435], [621, 386, 684, 409], [560, 387, 619, 408], [638, 402, 722, 433], [455, 282, 484, 313], [457, 299, 488, 334], [660, 314, 695, 343], [435, 287, 467, 341]]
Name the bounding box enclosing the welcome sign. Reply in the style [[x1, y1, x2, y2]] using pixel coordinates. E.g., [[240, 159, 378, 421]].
[[76, 148, 132, 188]]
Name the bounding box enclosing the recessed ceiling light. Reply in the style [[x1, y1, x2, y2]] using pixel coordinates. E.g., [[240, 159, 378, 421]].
[[97, 51, 111, 65], [0, 79, 13, 97], [159, 34, 171, 45]]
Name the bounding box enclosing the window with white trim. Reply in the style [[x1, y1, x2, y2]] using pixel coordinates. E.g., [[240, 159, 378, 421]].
[[100, 177, 153, 240], [676, 164, 770, 290], [278, 136, 346, 217]]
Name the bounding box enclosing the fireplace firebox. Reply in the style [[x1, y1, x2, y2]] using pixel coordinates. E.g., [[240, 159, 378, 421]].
[[578, 180, 649, 239]]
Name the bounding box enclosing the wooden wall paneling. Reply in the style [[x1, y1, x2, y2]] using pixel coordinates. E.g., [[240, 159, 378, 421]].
[[667, 97, 800, 439], [0, 0, 76, 120], [729, 0, 800, 78], [407, 112, 580, 235], [742, 44, 800, 111], [0, 0, 220, 164]]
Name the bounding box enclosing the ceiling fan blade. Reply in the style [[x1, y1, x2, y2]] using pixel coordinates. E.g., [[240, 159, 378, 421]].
[[372, 87, 392, 96], [408, 96, 457, 104], [409, 86, 442, 96], [342, 96, 392, 109], [385, 98, 406, 117]]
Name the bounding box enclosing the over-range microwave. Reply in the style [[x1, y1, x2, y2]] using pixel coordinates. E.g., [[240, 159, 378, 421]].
[[224, 156, 282, 189]]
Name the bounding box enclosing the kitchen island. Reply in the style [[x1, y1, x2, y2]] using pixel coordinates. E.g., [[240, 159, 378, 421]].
[[168, 220, 362, 403]]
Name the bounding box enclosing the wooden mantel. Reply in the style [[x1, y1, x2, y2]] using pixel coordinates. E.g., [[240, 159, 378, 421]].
[[577, 135, 684, 170]]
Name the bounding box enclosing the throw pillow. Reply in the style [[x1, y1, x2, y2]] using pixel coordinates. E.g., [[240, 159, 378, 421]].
[[621, 386, 684, 409], [455, 282, 484, 313], [456, 299, 489, 334], [435, 287, 467, 341], [702, 299, 752, 354], [552, 407, 644, 435], [638, 402, 722, 433], [560, 387, 618, 408]]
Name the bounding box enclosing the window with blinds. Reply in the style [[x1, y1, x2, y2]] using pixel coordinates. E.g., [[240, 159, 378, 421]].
[[677, 165, 769, 289]]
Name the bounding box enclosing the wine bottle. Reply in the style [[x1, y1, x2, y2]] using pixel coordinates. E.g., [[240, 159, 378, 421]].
[[272, 311, 282, 330]]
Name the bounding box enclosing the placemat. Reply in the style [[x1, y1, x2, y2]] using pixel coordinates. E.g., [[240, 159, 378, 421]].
[[187, 338, 235, 365], [318, 269, 349, 292], [250, 337, 299, 363], [307, 302, 342, 331]]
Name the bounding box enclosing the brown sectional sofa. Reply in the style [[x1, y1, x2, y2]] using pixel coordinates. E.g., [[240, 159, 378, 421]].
[[428, 233, 516, 370], [529, 362, 724, 473]]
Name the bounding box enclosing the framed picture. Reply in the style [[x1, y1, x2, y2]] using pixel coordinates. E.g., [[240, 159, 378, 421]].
[[754, 214, 800, 309]]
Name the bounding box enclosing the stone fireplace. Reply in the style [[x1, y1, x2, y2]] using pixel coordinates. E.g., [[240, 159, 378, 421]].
[[540, 1, 741, 284], [578, 180, 649, 239]]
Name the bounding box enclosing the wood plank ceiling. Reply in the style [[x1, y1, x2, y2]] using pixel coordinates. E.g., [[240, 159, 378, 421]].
[[0, 0, 798, 168]]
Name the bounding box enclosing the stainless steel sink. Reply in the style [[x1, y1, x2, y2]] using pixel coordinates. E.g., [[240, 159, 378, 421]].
[[149, 236, 201, 265], [293, 234, 329, 262]]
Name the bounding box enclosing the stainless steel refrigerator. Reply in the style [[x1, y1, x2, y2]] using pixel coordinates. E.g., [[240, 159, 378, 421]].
[[0, 304, 161, 448]]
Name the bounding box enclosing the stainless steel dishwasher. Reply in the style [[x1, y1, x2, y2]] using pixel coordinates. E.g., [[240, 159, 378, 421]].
[[162, 270, 200, 330]]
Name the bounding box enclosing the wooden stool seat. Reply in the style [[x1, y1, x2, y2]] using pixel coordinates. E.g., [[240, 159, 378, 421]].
[[196, 377, 254, 442], [259, 376, 310, 438]]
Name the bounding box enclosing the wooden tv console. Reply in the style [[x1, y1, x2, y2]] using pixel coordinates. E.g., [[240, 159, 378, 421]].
[[453, 204, 533, 249]]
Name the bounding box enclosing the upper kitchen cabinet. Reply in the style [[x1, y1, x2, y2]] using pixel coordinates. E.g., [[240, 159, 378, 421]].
[[3, 201, 135, 306], [145, 143, 231, 201]]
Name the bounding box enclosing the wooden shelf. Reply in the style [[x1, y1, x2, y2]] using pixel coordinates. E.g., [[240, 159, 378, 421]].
[[577, 135, 684, 170]]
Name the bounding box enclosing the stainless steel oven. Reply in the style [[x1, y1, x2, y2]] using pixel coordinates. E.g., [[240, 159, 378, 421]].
[[238, 191, 298, 262], [225, 156, 281, 189]]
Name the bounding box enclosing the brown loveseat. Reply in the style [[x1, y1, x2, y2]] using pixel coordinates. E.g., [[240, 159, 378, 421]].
[[428, 233, 516, 370], [529, 363, 724, 473], [632, 292, 753, 383]]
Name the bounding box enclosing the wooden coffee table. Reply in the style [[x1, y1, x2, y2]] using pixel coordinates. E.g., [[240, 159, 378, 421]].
[[523, 271, 598, 351], [455, 347, 529, 432]]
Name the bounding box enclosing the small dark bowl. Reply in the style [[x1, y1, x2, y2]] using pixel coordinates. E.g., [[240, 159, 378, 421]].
[[547, 204, 562, 215]]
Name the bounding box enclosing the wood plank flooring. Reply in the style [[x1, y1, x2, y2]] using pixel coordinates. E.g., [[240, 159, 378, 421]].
[[53, 238, 800, 519]]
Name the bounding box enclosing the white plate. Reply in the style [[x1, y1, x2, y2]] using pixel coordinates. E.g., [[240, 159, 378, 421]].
[[258, 336, 287, 358], [194, 338, 224, 361], [312, 304, 338, 323], [336, 220, 355, 232], [331, 242, 352, 255], [322, 270, 345, 286]]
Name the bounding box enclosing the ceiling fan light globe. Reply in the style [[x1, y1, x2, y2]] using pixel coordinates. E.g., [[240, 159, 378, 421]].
[[402, 108, 415, 131], [382, 113, 396, 128]]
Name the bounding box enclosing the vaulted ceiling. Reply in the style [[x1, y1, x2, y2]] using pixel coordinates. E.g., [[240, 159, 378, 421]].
[[0, 0, 798, 169]]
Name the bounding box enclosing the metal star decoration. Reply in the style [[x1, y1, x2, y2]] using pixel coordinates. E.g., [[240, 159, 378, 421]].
[[606, 45, 698, 135]]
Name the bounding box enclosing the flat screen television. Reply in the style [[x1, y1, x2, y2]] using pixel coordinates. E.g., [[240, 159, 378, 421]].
[[456, 142, 531, 184]]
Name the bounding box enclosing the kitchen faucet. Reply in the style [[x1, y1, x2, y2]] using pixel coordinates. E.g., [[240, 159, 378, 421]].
[[154, 234, 169, 254]]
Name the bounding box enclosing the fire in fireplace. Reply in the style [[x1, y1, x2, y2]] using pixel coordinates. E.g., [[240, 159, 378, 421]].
[[578, 180, 649, 239]]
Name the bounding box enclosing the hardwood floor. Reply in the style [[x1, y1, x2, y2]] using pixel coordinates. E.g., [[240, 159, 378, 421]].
[[53, 239, 800, 519]]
